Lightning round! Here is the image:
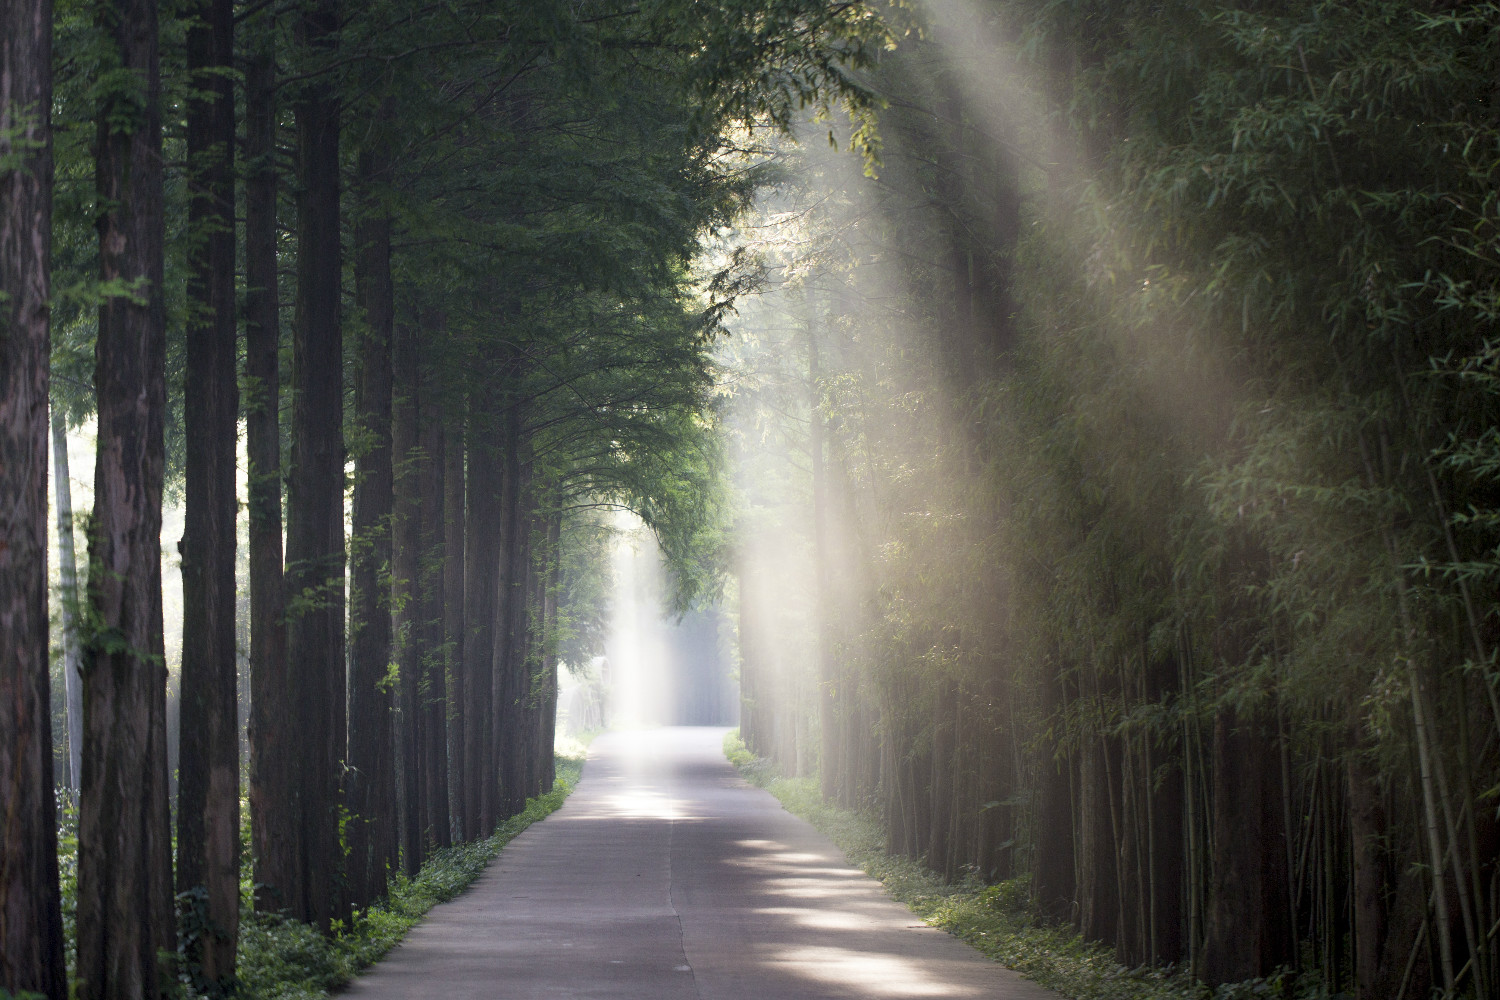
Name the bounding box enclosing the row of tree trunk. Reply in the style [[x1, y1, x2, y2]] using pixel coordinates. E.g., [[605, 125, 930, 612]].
[[734, 12, 1500, 999], [0, 0, 569, 995]]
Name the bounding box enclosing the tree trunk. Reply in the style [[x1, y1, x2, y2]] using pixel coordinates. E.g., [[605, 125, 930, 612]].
[[176, 0, 240, 986], [539, 512, 562, 790], [243, 13, 295, 916], [1032, 661, 1077, 923], [494, 422, 531, 818], [928, 680, 957, 876], [1078, 730, 1120, 945], [464, 396, 503, 836], [1348, 739, 1390, 999], [736, 548, 761, 755], [52, 409, 83, 793], [518, 515, 541, 799], [345, 134, 397, 909], [444, 411, 467, 839], [0, 0, 66, 986], [419, 387, 451, 848], [523, 508, 547, 797], [809, 324, 837, 802], [1149, 745, 1185, 964], [393, 318, 423, 875], [285, 0, 345, 928], [77, 0, 174, 988], [1199, 709, 1294, 984]]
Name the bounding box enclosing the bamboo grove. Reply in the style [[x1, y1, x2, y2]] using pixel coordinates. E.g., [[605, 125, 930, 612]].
[[731, 2, 1500, 999], [0, 1, 883, 996]]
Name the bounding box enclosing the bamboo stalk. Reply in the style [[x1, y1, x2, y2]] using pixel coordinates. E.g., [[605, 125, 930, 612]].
[[1415, 664, 1486, 998], [1409, 659, 1458, 994]]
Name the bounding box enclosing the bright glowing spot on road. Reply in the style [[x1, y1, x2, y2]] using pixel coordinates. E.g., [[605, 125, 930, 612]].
[[772, 946, 969, 997]]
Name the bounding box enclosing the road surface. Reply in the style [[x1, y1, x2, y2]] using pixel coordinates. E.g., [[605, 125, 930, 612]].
[[345, 726, 1057, 999]]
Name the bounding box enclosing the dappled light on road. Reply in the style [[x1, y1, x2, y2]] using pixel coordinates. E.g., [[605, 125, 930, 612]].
[[774, 946, 972, 997], [346, 728, 1055, 1000]]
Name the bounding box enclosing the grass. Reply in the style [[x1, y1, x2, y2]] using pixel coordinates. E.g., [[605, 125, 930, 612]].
[[234, 752, 583, 999], [722, 731, 1322, 1000], [50, 743, 590, 999]]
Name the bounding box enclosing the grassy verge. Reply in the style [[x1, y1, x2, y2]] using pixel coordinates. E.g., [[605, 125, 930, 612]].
[[234, 752, 583, 999], [724, 732, 1315, 1000]]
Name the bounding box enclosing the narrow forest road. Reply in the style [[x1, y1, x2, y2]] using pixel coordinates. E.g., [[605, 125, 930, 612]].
[[344, 727, 1056, 1000]]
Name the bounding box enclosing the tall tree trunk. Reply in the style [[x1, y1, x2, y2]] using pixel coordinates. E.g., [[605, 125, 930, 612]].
[[1148, 743, 1185, 964], [1077, 730, 1120, 945], [345, 134, 397, 909], [1199, 710, 1294, 984], [464, 397, 503, 836], [77, 0, 174, 988], [285, 0, 345, 928], [736, 548, 761, 755], [522, 509, 546, 797], [928, 679, 957, 876], [495, 430, 533, 818], [243, 13, 294, 915], [538, 511, 562, 790], [52, 409, 83, 793], [444, 411, 467, 840], [419, 387, 450, 848], [393, 318, 424, 874], [1348, 737, 1390, 999], [809, 324, 838, 802], [1032, 660, 1076, 923], [176, 0, 240, 986], [0, 0, 66, 988]]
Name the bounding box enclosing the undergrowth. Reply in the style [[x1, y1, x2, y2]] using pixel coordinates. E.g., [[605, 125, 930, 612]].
[[232, 752, 582, 999], [723, 731, 1327, 1000], [46, 753, 583, 999]]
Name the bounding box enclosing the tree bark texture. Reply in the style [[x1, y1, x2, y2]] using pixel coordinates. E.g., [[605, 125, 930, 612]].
[[463, 403, 502, 836], [346, 140, 396, 909], [0, 0, 66, 988], [243, 15, 294, 916], [285, 0, 345, 928], [1347, 742, 1390, 999], [538, 512, 562, 791], [1032, 663, 1077, 923], [393, 318, 424, 875], [443, 413, 467, 840], [175, 0, 240, 985], [1199, 710, 1294, 984], [77, 0, 174, 989], [494, 424, 532, 818], [1077, 732, 1120, 945], [520, 510, 545, 798], [392, 319, 425, 862], [419, 389, 451, 848]]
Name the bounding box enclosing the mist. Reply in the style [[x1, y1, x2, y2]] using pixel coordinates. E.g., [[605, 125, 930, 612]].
[[558, 513, 737, 735]]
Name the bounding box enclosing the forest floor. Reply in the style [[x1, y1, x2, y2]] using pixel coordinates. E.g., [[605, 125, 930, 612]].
[[341, 726, 1055, 999]]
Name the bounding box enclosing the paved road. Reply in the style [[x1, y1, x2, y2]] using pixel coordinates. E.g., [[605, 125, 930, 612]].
[[345, 727, 1057, 999]]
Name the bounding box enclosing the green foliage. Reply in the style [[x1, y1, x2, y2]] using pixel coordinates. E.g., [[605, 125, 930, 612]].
[[231, 754, 582, 1000], [47, 758, 580, 999], [724, 0, 1500, 993]]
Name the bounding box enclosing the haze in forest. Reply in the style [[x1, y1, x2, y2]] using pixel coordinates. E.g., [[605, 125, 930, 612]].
[[4, 3, 1500, 1000]]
